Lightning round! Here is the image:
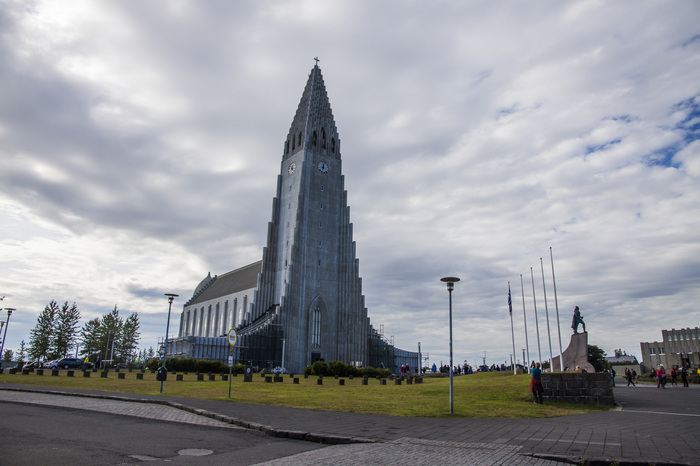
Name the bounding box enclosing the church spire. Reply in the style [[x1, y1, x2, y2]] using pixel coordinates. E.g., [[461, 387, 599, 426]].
[[284, 64, 339, 159]]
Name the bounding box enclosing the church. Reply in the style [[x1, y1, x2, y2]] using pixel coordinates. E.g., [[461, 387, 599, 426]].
[[169, 64, 418, 374]]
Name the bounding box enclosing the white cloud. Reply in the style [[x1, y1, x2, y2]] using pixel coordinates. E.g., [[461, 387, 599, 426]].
[[0, 0, 698, 367]]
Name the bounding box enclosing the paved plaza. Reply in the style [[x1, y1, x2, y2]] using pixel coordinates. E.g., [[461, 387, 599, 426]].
[[1, 382, 698, 465]]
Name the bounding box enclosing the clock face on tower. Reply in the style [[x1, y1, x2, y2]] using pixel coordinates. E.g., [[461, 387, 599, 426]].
[[318, 161, 328, 173], [288, 162, 296, 174]]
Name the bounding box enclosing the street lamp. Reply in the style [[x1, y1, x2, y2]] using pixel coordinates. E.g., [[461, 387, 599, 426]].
[[0, 308, 15, 369], [440, 277, 459, 414], [160, 294, 179, 394]]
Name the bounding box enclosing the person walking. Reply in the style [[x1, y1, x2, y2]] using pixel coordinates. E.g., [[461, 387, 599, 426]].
[[625, 368, 636, 387], [656, 364, 667, 389], [670, 367, 678, 387], [530, 362, 544, 404], [680, 367, 689, 387]]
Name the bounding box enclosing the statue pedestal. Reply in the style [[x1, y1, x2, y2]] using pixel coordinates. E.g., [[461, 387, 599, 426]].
[[552, 332, 595, 373]]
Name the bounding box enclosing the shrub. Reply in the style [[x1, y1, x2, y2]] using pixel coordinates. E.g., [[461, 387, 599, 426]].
[[303, 361, 391, 378]]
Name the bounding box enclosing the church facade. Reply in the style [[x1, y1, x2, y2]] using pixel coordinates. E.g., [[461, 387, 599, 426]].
[[171, 65, 418, 374]]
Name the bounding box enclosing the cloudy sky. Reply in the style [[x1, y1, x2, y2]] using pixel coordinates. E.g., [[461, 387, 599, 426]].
[[1, 1, 698, 368]]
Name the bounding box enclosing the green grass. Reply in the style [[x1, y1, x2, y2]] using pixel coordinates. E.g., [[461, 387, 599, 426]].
[[0, 369, 610, 418]]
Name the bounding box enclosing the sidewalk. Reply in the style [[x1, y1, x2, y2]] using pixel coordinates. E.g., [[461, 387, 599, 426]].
[[1, 382, 698, 465]]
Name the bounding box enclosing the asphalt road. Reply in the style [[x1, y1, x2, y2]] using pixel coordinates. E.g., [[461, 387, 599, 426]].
[[0, 403, 325, 465]]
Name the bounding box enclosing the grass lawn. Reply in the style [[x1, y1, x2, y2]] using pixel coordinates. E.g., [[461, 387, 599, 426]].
[[0, 369, 610, 418]]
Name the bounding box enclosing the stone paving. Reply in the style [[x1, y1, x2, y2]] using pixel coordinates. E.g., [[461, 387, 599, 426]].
[[0, 389, 242, 429]]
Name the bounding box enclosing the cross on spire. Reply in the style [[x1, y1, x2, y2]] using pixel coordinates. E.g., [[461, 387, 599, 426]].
[[314, 56, 320, 65]]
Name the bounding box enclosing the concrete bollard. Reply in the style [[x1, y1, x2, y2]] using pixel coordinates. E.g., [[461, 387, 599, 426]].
[[52, 369, 59, 376], [317, 378, 323, 385], [380, 379, 386, 385], [176, 374, 184, 381], [197, 373, 204, 381], [339, 379, 345, 386], [394, 379, 402, 385], [209, 374, 216, 381], [101, 371, 108, 378], [265, 376, 272, 383], [83, 371, 90, 378], [136, 373, 144, 380], [362, 377, 368, 385], [37, 369, 44, 376], [67, 370, 74, 377], [293, 378, 299, 384], [118, 373, 125, 379]]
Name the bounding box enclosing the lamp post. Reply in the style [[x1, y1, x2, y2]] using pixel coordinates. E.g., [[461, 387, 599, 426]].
[[440, 277, 459, 414], [0, 308, 15, 369], [160, 294, 178, 394]]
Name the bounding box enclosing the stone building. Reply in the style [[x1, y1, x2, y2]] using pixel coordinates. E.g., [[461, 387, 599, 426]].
[[169, 65, 418, 374], [639, 327, 699, 373]]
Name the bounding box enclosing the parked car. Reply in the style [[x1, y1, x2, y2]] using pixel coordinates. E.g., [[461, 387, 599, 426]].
[[57, 358, 84, 369], [46, 359, 60, 369]]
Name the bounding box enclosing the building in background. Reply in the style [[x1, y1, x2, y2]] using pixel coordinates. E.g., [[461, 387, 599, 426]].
[[639, 327, 699, 374], [167, 65, 418, 373]]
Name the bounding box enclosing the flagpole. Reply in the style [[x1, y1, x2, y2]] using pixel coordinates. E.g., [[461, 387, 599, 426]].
[[530, 267, 542, 366], [550, 247, 563, 372], [508, 282, 517, 375], [520, 274, 530, 367], [540, 258, 554, 371]]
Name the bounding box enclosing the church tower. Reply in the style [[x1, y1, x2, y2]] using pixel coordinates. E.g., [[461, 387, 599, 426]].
[[246, 64, 369, 373]]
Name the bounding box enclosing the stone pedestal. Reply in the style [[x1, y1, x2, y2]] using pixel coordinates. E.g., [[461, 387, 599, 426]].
[[552, 332, 595, 373], [542, 372, 614, 405]]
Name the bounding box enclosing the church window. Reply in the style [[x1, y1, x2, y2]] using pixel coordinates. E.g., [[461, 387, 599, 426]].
[[298, 132, 302, 146], [319, 241, 322, 247], [321, 128, 326, 148], [285, 259, 288, 266], [206, 305, 212, 336], [311, 305, 321, 349], [318, 260, 321, 266], [313, 131, 317, 146], [320, 203, 323, 210], [319, 222, 322, 228], [285, 140, 289, 154], [320, 185, 324, 192], [331, 138, 335, 153], [222, 301, 228, 332], [199, 308, 204, 336], [215, 303, 220, 335]]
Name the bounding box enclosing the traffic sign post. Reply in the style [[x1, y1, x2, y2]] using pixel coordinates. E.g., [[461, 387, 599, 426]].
[[226, 328, 238, 398]]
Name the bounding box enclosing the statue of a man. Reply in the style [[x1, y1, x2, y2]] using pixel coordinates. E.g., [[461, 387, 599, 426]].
[[572, 306, 586, 334]]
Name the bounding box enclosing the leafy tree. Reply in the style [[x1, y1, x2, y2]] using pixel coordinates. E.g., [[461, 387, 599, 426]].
[[588, 344, 609, 372], [3, 349, 13, 362], [29, 300, 58, 361], [54, 302, 81, 358]]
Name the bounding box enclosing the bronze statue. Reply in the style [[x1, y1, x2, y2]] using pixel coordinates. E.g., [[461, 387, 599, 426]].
[[572, 306, 586, 334]]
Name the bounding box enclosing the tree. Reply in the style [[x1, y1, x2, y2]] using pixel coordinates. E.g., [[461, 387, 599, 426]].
[[54, 302, 81, 358], [588, 344, 609, 372], [79, 306, 141, 365], [18, 341, 27, 362], [3, 349, 13, 362], [29, 300, 58, 361], [117, 313, 140, 362]]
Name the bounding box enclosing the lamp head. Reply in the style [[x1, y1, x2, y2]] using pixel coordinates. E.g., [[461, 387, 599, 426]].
[[165, 293, 178, 304], [440, 277, 460, 291], [5, 308, 15, 316]]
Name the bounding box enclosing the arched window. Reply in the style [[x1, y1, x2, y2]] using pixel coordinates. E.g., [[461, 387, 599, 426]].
[[311, 304, 321, 349], [331, 138, 335, 153], [292, 137, 295, 150], [285, 140, 289, 154], [313, 131, 317, 146], [321, 128, 326, 149], [298, 132, 302, 146]]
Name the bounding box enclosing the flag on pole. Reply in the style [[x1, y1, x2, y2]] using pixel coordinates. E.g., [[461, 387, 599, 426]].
[[508, 284, 512, 314]]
